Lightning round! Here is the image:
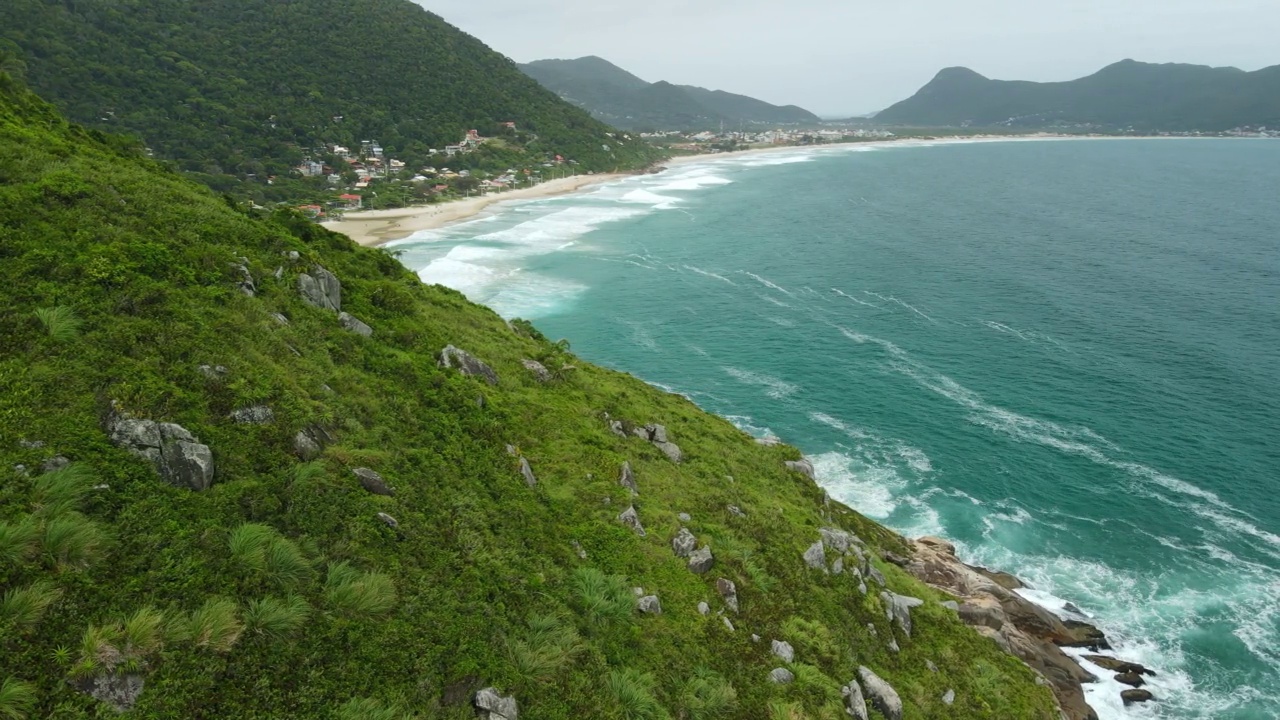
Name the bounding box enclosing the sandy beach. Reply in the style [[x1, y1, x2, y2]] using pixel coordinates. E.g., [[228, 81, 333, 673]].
[[327, 173, 623, 247]]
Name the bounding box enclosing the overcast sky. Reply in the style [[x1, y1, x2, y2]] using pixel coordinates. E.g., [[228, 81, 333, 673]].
[[419, 0, 1280, 116]]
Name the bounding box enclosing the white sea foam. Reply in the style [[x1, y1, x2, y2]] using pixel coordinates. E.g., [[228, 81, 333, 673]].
[[865, 290, 936, 322], [810, 451, 901, 518], [477, 205, 645, 246], [831, 288, 880, 308], [760, 294, 790, 308], [740, 271, 793, 295], [682, 265, 736, 285], [650, 168, 733, 192], [619, 188, 681, 208], [723, 366, 798, 399]]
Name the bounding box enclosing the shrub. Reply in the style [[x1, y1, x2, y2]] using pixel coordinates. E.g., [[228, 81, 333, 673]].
[[186, 598, 244, 652], [678, 667, 737, 720], [323, 562, 396, 618], [0, 581, 62, 634], [0, 677, 37, 720], [608, 668, 668, 720], [34, 305, 83, 342], [243, 595, 310, 638], [572, 567, 633, 628], [41, 513, 110, 569]]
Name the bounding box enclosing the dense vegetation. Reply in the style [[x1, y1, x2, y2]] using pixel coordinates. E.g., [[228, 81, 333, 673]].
[[0, 0, 663, 205], [0, 76, 1059, 719], [876, 60, 1280, 131], [520, 57, 820, 130]]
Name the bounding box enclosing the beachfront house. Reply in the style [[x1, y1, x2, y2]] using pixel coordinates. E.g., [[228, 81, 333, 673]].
[[338, 193, 362, 210]]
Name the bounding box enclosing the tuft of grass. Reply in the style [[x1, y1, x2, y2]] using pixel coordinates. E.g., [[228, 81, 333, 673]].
[[121, 606, 168, 657], [291, 461, 328, 485], [768, 700, 807, 720], [323, 562, 396, 618], [507, 612, 584, 686], [572, 567, 633, 628], [187, 598, 244, 652], [34, 305, 83, 342], [608, 668, 668, 720], [0, 519, 40, 565], [228, 523, 277, 568], [32, 462, 96, 517], [0, 677, 37, 720], [678, 667, 737, 720], [0, 581, 62, 634], [334, 697, 402, 720], [243, 595, 310, 638], [262, 536, 313, 590], [41, 513, 109, 569]]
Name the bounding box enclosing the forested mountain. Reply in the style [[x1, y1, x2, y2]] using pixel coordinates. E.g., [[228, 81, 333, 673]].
[[0, 73, 1065, 719], [877, 60, 1280, 130], [0, 0, 661, 203], [520, 56, 820, 130]]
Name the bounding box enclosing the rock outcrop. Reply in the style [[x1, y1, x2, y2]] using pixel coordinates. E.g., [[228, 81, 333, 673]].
[[439, 345, 499, 385], [633, 423, 683, 463], [353, 467, 394, 496], [880, 591, 924, 637], [107, 413, 214, 491], [784, 458, 816, 480], [716, 578, 739, 613], [618, 506, 646, 536], [857, 666, 903, 720], [771, 639, 795, 663], [619, 461, 638, 495], [802, 540, 826, 571], [687, 545, 714, 574], [1121, 689, 1154, 705], [474, 687, 518, 720], [520, 358, 551, 382], [293, 424, 334, 461], [637, 595, 662, 614], [672, 528, 697, 558], [70, 672, 145, 712], [842, 679, 869, 720], [518, 457, 537, 487], [768, 668, 794, 684], [297, 266, 341, 311], [230, 405, 274, 425], [338, 311, 373, 337]]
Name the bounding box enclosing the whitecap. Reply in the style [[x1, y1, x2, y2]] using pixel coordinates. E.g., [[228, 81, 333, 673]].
[[681, 265, 736, 285], [740, 271, 793, 295], [810, 451, 902, 518], [722, 366, 799, 399]]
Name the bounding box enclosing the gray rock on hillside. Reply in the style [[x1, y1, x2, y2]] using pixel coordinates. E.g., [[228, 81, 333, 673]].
[[634, 423, 684, 463], [353, 467, 394, 496], [637, 595, 662, 614], [521, 358, 551, 382], [230, 405, 274, 425], [619, 461, 638, 495], [297, 266, 341, 311], [518, 457, 537, 487], [785, 458, 816, 480], [71, 672, 145, 712], [618, 506, 646, 536], [858, 666, 903, 720], [338, 311, 373, 337], [655, 441, 684, 463], [687, 545, 715, 574], [672, 528, 697, 558], [293, 424, 334, 461], [803, 540, 827, 571], [107, 414, 214, 491], [376, 512, 398, 528], [768, 668, 794, 684], [716, 578, 739, 613], [474, 687, 518, 720], [881, 591, 925, 637], [230, 260, 255, 297], [942, 689, 956, 705], [439, 345, 499, 385], [842, 680, 869, 720], [771, 639, 795, 663]]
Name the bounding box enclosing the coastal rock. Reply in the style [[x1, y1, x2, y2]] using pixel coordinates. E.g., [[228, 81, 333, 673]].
[[107, 413, 214, 491], [716, 578, 739, 613], [881, 591, 925, 637], [474, 687, 518, 720], [1121, 689, 1154, 705], [654, 440, 683, 463], [959, 598, 1005, 630], [768, 668, 794, 685], [647, 424, 669, 443], [637, 595, 662, 615], [1114, 672, 1145, 688], [755, 435, 782, 446], [687, 546, 714, 574], [520, 358, 551, 382], [518, 457, 537, 487], [858, 666, 903, 720], [820, 527, 860, 554], [70, 672, 145, 712], [771, 639, 795, 663], [866, 565, 887, 587], [672, 528, 697, 558], [941, 600, 960, 611], [230, 405, 274, 425], [338, 311, 373, 337], [1081, 656, 1155, 676], [297, 267, 341, 312], [803, 540, 827, 571], [353, 467, 394, 496], [618, 506, 646, 536], [842, 680, 869, 720], [439, 345, 499, 385], [376, 512, 398, 528], [619, 461, 638, 495], [785, 458, 816, 480], [882, 551, 910, 567]]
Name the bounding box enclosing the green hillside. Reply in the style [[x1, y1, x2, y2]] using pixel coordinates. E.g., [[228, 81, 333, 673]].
[[0, 0, 662, 205], [0, 76, 1060, 719], [877, 60, 1280, 131], [520, 57, 820, 130]]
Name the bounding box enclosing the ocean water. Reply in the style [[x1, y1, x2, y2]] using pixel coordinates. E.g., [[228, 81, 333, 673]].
[[392, 139, 1280, 719]]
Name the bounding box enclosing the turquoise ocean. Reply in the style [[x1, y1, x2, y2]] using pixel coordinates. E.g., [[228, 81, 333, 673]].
[[390, 139, 1280, 719]]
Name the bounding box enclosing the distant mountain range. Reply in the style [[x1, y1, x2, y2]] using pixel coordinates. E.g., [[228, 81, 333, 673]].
[[876, 60, 1280, 131], [520, 56, 819, 130]]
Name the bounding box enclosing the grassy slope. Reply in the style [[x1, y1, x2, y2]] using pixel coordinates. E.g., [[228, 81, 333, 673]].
[[0, 76, 1058, 719]]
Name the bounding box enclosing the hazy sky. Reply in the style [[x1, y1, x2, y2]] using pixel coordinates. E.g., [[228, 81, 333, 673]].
[[420, 0, 1279, 116]]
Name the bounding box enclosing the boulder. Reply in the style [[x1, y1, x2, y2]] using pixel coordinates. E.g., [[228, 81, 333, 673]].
[[866, 565, 887, 587], [880, 591, 925, 637], [647, 424, 669, 443], [1121, 689, 1154, 705], [520, 358, 551, 382], [654, 441, 684, 463], [941, 600, 960, 611], [842, 680, 869, 720], [722, 617, 735, 632], [230, 405, 274, 425], [1081, 655, 1154, 676], [293, 424, 334, 461], [297, 267, 341, 311], [518, 457, 537, 487], [803, 540, 826, 571], [42, 455, 70, 472], [677, 512, 691, 522], [637, 595, 662, 615], [857, 667, 903, 720], [687, 546, 714, 574], [439, 345, 499, 385], [820, 527, 860, 553], [716, 578, 739, 613], [376, 512, 398, 528], [926, 660, 938, 673], [883, 551, 910, 567], [270, 313, 290, 326], [768, 668, 794, 684], [785, 458, 815, 480], [697, 601, 709, 615], [338, 312, 373, 337], [618, 506, 646, 536], [619, 461, 638, 495], [609, 420, 627, 437], [353, 467, 394, 496], [107, 414, 214, 491], [942, 689, 955, 705], [672, 528, 697, 558], [70, 672, 145, 712], [771, 640, 795, 663], [1114, 672, 1145, 688], [231, 261, 256, 297], [474, 687, 518, 720]]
